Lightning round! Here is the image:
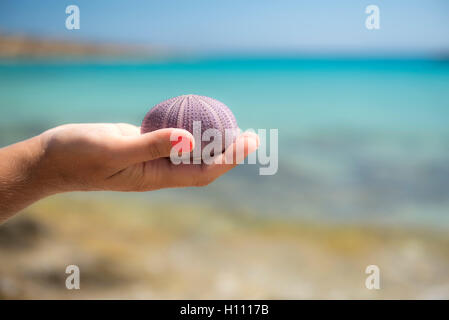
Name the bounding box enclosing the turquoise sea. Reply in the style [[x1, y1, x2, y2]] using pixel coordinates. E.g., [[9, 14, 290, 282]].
[[1, 58, 449, 227]]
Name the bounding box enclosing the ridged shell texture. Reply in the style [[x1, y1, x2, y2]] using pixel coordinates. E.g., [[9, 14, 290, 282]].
[[141, 94, 239, 151]]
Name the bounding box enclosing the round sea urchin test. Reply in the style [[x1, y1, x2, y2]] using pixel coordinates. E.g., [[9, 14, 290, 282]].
[[141, 94, 239, 154]]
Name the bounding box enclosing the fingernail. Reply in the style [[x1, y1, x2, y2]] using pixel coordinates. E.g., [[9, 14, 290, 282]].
[[171, 136, 182, 148], [171, 136, 193, 152]]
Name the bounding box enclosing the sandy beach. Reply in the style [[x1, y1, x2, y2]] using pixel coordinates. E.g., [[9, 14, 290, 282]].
[[1, 193, 448, 299]]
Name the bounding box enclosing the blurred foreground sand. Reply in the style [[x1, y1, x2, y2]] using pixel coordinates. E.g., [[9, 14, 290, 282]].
[[1, 193, 448, 299]]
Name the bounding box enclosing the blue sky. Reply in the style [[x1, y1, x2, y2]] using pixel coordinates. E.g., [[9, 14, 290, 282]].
[[1, 0, 448, 55]]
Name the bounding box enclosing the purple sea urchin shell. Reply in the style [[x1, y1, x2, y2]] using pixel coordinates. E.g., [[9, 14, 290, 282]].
[[141, 94, 239, 154]]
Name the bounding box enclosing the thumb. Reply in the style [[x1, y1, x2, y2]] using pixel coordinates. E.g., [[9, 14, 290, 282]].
[[117, 128, 194, 164]]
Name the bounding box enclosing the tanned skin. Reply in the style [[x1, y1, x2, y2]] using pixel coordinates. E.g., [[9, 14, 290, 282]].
[[0, 123, 259, 223]]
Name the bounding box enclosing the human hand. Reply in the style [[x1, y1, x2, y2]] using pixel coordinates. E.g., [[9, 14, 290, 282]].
[[40, 123, 259, 192], [0, 123, 259, 220]]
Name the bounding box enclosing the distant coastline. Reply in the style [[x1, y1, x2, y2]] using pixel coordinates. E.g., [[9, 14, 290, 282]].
[[0, 33, 160, 59], [1, 33, 448, 62]]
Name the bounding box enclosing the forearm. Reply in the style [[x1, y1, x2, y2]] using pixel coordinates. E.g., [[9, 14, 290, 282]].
[[0, 135, 55, 222], [0, 123, 258, 223]]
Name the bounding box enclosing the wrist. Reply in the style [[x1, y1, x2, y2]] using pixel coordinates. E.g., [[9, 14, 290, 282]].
[[0, 134, 59, 220], [25, 133, 61, 196]]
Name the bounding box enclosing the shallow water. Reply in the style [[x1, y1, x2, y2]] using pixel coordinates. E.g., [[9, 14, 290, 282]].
[[1, 57, 449, 227]]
